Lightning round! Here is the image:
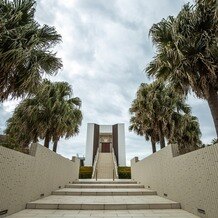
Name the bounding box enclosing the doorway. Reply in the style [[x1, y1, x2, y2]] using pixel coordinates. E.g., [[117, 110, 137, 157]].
[[101, 143, 110, 153]]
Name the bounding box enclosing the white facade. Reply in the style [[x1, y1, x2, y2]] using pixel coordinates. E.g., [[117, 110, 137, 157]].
[[85, 123, 126, 166], [99, 125, 112, 133], [85, 123, 94, 166], [118, 123, 126, 166]]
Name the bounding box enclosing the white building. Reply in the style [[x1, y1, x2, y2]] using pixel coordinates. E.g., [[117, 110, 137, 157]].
[[85, 123, 126, 166]]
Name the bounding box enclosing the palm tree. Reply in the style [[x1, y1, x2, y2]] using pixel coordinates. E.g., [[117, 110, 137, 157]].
[[129, 116, 159, 153], [211, 138, 218, 145], [52, 106, 82, 152], [4, 80, 82, 151], [170, 114, 202, 154], [129, 81, 201, 153], [0, 0, 62, 101], [5, 99, 40, 148], [146, 0, 218, 136], [36, 80, 82, 151], [130, 82, 167, 151]]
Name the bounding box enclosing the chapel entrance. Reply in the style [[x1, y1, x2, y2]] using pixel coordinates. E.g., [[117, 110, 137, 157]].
[[101, 143, 110, 153]]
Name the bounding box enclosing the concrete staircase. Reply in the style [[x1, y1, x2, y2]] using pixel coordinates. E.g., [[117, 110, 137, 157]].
[[95, 153, 114, 179], [8, 180, 199, 217], [26, 180, 181, 210]]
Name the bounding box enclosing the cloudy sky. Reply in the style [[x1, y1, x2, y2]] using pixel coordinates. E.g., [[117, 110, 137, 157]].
[[0, 0, 216, 165]]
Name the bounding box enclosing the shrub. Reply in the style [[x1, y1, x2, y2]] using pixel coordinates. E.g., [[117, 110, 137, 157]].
[[118, 167, 131, 179], [79, 166, 93, 179]]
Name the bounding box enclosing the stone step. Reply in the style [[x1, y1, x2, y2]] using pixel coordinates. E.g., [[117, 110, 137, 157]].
[[96, 153, 115, 179], [7, 209, 202, 218], [95, 173, 114, 179], [26, 195, 181, 210], [72, 180, 137, 184], [65, 184, 144, 189], [52, 188, 157, 196]]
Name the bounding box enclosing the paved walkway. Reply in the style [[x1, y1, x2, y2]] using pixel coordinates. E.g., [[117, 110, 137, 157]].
[[96, 153, 114, 179], [8, 209, 199, 217], [8, 179, 199, 218]]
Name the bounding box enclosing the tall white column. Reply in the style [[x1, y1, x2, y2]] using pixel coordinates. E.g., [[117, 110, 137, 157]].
[[84, 123, 94, 166], [118, 123, 126, 166]]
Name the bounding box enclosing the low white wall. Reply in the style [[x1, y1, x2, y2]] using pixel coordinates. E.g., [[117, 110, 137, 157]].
[[0, 143, 80, 216], [131, 144, 218, 218]]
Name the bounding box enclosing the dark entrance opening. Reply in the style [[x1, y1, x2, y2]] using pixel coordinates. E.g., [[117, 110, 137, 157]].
[[101, 143, 110, 153]]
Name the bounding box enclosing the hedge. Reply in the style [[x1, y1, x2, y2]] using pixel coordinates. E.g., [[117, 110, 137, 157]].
[[118, 166, 131, 179], [79, 166, 131, 179], [79, 166, 93, 179]]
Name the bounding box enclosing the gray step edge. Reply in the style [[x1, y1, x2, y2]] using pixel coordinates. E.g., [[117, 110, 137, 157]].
[[26, 202, 181, 210], [65, 185, 144, 189], [52, 191, 157, 196]]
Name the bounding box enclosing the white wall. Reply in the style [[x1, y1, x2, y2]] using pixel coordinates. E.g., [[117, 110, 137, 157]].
[[118, 123, 126, 166], [85, 123, 94, 166], [99, 125, 112, 133], [131, 144, 218, 218], [0, 143, 80, 216]]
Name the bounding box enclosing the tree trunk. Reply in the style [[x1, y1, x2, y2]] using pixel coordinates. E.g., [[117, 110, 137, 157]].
[[159, 122, 165, 149], [151, 138, 156, 153], [53, 140, 58, 152], [207, 87, 218, 137], [44, 132, 50, 148], [22, 141, 29, 148], [159, 134, 165, 149], [33, 137, 38, 143]]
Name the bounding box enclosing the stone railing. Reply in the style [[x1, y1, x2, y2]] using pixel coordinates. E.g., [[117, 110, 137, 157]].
[[112, 147, 119, 179], [91, 148, 99, 179]]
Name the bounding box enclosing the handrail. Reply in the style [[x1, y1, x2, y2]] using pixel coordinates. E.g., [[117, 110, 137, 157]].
[[95, 169, 98, 181], [91, 148, 99, 179], [112, 148, 119, 179]]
